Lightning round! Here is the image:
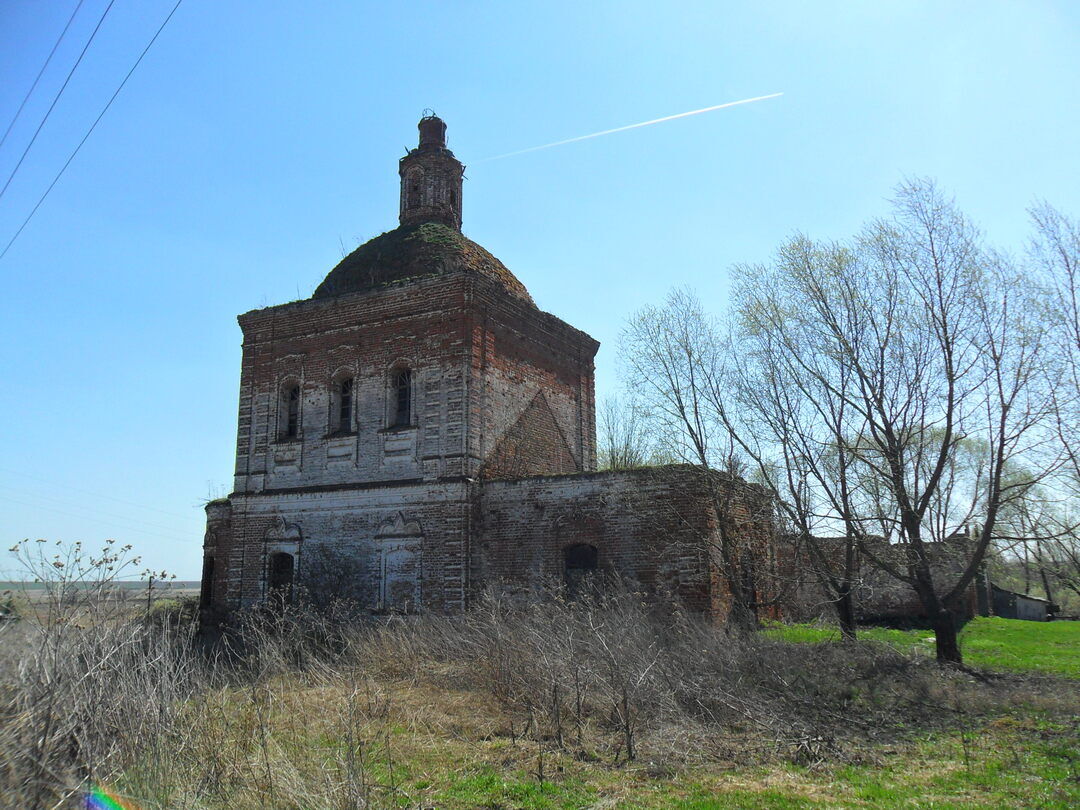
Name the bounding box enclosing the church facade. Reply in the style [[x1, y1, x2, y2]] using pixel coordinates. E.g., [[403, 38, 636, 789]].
[[200, 115, 772, 620]]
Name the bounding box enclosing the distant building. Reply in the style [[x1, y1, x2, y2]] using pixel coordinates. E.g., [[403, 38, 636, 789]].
[[200, 115, 774, 621], [787, 533, 1058, 624], [989, 583, 1054, 622]]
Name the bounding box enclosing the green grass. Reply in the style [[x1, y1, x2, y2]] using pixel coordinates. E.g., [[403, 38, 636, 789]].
[[401, 717, 1080, 808], [764, 617, 1080, 678], [106, 617, 1080, 808]]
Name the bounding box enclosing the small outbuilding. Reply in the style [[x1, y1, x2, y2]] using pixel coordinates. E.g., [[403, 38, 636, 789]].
[[990, 584, 1055, 622]]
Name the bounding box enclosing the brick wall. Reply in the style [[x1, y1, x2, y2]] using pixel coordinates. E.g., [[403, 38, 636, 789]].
[[207, 264, 602, 620], [467, 279, 598, 478], [231, 273, 597, 493], [472, 465, 772, 616]]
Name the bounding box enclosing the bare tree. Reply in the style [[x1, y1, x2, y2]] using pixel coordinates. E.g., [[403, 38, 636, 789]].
[[721, 290, 868, 639], [995, 476, 1080, 613], [619, 289, 774, 634], [618, 284, 867, 637], [1030, 203, 1080, 489], [596, 395, 650, 470], [728, 179, 1057, 663]]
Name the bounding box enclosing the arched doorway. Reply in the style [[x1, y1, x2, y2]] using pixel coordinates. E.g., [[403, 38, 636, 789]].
[[268, 551, 295, 605], [200, 556, 215, 608], [564, 543, 598, 599]]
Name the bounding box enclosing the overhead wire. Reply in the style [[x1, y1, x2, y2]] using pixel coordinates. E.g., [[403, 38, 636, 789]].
[[0, 0, 117, 202], [0, 0, 88, 153], [0, 466, 197, 520], [0, 493, 193, 544], [0, 483, 196, 537], [0, 0, 186, 261]]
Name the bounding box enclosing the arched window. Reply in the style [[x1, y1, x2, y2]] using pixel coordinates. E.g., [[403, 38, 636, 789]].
[[268, 552, 295, 604], [391, 369, 412, 427], [200, 556, 215, 608], [406, 168, 423, 209], [334, 377, 354, 433], [281, 385, 300, 439], [564, 543, 598, 599]]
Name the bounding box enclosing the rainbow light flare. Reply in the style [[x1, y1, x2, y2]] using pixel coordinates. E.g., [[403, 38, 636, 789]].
[[85, 785, 140, 810]]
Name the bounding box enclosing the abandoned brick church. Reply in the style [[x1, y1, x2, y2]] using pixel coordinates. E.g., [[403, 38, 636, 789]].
[[200, 115, 772, 620]]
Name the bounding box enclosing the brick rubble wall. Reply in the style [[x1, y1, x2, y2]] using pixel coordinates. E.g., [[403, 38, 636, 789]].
[[472, 466, 771, 615]]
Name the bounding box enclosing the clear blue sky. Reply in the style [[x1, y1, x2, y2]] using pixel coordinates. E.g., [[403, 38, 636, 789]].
[[1, 1, 1078, 579]]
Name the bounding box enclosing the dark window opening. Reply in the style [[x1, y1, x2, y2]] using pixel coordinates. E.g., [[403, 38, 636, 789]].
[[268, 552, 295, 605], [337, 378, 353, 432], [283, 385, 300, 439], [392, 369, 412, 427], [564, 543, 598, 599], [200, 556, 215, 608]]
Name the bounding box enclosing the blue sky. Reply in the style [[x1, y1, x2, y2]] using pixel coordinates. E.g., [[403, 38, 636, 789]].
[[1, 1, 1078, 579]]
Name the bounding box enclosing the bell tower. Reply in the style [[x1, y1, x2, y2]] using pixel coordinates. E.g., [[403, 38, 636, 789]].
[[399, 112, 465, 231]]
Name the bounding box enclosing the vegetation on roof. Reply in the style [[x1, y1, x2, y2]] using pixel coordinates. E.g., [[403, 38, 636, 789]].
[[312, 221, 533, 303]]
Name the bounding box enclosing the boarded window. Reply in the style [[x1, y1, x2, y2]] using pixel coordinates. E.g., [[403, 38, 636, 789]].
[[392, 369, 412, 427], [282, 385, 300, 439], [199, 556, 215, 608], [564, 543, 598, 599], [337, 377, 353, 432], [268, 552, 295, 604], [380, 541, 420, 612]]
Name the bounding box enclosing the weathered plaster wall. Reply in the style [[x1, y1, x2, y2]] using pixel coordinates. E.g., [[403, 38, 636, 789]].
[[204, 480, 471, 614]]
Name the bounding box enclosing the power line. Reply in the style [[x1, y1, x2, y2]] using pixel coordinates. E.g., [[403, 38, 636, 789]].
[[0, 466, 195, 520], [0, 484, 196, 537], [0, 0, 185, 262], [0, 0, 88, 153], [0, 0, 117, 202], [0, 494, 192, 544]]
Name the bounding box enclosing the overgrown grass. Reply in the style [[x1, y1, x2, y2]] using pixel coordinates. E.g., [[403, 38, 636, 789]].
[[764, 617, 1080, 678], [4, 585, 1079, 808], [104, 684, 1080, 809]]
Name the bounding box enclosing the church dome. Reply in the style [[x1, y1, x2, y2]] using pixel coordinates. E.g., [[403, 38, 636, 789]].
[[313, 115, 534, 305], [311, 221, 534, 304]]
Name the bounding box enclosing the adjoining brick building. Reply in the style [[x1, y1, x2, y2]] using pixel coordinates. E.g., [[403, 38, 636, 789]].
[[201, 115, 774, 621]]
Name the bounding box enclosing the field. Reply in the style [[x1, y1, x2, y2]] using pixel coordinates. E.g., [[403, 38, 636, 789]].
[[2, 594, 1078, 809], [114, 679, 1076, 810], [765, 617, 1080, 679]]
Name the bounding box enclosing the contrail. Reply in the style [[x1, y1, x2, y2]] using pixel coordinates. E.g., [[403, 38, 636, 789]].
[[477, 93, 782, 162]]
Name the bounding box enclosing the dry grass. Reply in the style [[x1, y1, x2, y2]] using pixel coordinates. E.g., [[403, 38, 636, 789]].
[[1, 583, 1077, 808]]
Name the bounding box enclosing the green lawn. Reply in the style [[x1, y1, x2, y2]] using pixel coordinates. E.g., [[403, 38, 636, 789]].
[[764, 617, 1080, 678]]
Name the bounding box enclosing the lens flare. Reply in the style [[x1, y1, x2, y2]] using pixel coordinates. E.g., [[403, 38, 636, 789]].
[[86, 786, 139, 810]]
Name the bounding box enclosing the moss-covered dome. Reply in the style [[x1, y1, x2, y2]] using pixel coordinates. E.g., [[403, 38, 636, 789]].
[[312, 222, 533, 304]]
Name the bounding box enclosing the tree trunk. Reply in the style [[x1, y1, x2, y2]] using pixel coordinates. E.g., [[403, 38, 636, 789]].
[[931, 608, 963, 665], [726, 594, 759, 636], [1035, 540, 1056, 606], [835, 585, 858, 640]]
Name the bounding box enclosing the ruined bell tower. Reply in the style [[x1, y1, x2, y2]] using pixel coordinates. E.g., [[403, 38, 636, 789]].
[[398, 112, 464, 231]]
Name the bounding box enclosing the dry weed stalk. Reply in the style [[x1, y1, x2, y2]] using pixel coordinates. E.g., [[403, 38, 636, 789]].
[[1, 554, 1065, 807]]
